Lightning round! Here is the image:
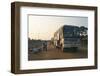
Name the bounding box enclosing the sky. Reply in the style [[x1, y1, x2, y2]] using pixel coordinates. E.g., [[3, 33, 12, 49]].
[[28, 15, 88, 40]]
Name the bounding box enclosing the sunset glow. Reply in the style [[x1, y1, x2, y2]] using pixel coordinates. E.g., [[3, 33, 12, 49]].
[[28, 15, 88, 40]]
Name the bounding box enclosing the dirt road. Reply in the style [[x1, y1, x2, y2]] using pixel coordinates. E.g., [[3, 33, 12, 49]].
[[28, 42, 87, 60]]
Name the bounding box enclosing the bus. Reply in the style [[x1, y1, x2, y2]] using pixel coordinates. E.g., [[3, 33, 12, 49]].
[[53, 25, 80, 51]]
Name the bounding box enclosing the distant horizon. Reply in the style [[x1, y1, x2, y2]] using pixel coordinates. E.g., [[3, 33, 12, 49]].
[[29, 15, 88, 40]]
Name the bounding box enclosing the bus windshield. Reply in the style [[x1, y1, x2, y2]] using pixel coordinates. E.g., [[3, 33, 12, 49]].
[[63, 26, 80, 38]]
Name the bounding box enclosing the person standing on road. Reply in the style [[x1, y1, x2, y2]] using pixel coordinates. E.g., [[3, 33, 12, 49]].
[[43, 41, 47, 51]]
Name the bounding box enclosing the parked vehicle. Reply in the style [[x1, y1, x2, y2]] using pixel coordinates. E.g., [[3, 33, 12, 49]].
[[29, 47, 42, 53], [53, 25, 81, 51], [28, 39, 43, 53]]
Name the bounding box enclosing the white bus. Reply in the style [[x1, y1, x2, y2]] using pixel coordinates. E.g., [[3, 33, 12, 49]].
[[53, 25, 80, 51]]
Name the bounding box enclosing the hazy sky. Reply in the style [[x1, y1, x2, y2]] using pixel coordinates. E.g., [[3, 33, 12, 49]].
[[28, 15, 88, 40]]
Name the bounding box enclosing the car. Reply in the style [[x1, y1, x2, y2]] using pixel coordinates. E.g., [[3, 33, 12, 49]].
[[30, 47, 42, 53]]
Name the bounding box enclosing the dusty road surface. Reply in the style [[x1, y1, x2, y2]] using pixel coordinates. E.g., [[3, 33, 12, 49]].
[[28, 41, 88, 60]]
